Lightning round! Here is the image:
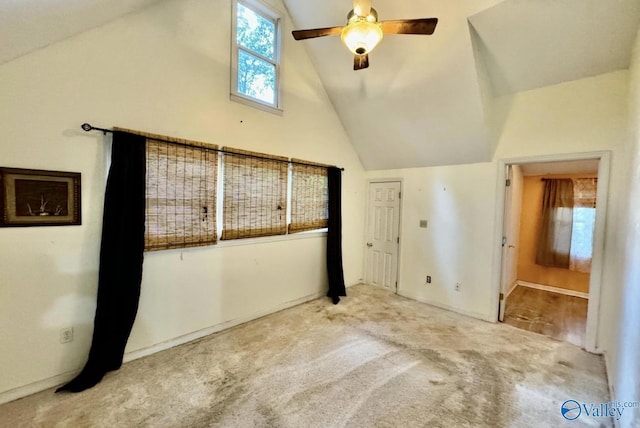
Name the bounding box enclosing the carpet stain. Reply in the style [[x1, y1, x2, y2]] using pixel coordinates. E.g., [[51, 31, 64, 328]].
[[0, 285, 612, 428]]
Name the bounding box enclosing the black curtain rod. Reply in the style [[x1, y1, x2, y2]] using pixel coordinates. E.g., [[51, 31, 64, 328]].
[[82, 123, 345, 171], [541, 177, 597, 181]]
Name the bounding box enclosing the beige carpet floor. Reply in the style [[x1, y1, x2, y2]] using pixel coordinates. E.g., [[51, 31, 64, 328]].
[[0, 284, 611, 427]]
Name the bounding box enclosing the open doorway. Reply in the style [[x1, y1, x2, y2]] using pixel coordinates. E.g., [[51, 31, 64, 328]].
[[495, 152, 610, 353]]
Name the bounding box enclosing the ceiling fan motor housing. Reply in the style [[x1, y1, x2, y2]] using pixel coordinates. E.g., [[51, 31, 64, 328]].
[[341, 8, 383, 55], [347, 8, 378, 23]]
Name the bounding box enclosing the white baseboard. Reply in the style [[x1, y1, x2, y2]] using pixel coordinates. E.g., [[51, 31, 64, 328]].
[[123, 290, 326, 363], [516, 280, 589, 299], [0, 370, 80, 405], [602, 351, 620, 428], [0, 289, 328, 406], [346, 280, 362, 288], [397, 289, 493, 322], [506, 280, 518, 299]]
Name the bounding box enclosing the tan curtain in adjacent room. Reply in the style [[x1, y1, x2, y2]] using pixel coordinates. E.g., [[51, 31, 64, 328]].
[[536, 178, 574, 268]]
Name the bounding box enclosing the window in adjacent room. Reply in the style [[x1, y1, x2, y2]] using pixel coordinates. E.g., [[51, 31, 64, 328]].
[[536, 177, 597, 273], [569, 178, 597, 273], [231, 0, 282, 112]]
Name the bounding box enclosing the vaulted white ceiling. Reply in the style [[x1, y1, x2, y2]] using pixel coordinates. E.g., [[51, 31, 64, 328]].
[[468, 0, 640, 96], [0, 0, 160, 66], [284, 0, 640, 169], [2, 0, 639, 170]]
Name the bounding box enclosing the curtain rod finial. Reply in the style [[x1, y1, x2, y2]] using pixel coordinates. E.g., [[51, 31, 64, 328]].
[[81, 123, 111, 135]]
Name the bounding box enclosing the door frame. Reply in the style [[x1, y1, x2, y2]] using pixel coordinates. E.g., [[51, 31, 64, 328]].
[[498, 164, 514, 322], [364, 178, 404, 292], [492, 151, 611, 354]]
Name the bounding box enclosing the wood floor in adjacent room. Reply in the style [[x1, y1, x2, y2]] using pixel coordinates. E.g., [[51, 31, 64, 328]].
[[0, 284, 609, 428], [503, 285, 588, 348]]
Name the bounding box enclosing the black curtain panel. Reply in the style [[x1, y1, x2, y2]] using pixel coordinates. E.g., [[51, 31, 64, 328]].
[[57, 131, 146, 393], [326, 167, 346, 304]]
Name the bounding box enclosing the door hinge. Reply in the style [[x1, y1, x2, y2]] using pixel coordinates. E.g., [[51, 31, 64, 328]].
[[502, 236, 507, 247], [397, 236, 400, 244], [506, 179, 511, 187], [398, 191, 401, 199], [500, 293, 504, 301]]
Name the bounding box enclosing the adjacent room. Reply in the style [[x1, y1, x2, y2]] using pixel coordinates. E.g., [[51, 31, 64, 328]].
[[500, 160, 600, 349], [1, 0, 639, 426]]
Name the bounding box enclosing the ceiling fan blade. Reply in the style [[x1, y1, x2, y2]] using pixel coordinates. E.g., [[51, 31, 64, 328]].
[[292, 26, 343, 41], [354, 54, 369, 71], [380, 18, 438, 35], [353, 0, 371, 17]]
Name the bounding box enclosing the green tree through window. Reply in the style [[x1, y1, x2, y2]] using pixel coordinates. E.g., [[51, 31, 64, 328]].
[[235, 2, 279, 107]]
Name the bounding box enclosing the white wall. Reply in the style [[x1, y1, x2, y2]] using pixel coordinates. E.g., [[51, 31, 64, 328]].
[[366, 162, 498, 319], [366, 71, 629, 330], [0, 0, 366, 400], [603, 28, 640, 428]]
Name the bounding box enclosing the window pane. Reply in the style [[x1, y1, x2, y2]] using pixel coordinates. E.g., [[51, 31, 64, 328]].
[[569, 207, 595, 272], [237, 50, 276, 105], [237, 3, 275, 60]]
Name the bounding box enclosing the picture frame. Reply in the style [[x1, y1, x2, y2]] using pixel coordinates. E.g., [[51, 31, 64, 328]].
[[0, 167, 81, 227]]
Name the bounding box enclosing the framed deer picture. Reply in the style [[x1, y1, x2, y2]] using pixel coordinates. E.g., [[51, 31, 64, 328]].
[[0, 167, 81, 227]]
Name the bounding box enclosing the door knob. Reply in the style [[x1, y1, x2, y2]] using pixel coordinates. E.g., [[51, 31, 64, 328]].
[[366, 242, 373, 247]]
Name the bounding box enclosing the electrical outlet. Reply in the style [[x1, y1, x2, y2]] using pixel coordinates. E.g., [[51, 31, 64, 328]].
[[60, 327, 74, 344], [455, 282, 461, 292], [426, 276, 431, 284]]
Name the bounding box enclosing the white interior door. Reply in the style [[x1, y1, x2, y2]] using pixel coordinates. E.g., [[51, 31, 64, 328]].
[[499, 165, 513, 321], [365, 181, 401, 291]]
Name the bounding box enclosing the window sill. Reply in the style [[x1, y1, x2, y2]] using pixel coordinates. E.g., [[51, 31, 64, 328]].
[[230, 93, 283, 116], [217, 229, 326, 248], [145, 230, 327, 255]]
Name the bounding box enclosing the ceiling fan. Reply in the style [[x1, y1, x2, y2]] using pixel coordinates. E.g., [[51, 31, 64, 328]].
[[292, 0, 438, 71]]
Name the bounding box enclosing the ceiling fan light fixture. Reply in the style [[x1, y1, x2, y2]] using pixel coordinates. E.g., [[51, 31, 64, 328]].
[[341, 20, 383, 55], [291, 4, 438, 71]]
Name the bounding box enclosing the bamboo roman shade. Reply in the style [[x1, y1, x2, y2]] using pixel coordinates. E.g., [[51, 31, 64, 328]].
[[221, 147, 288, 240], [115, 127, 218, 251], [111, 127, 333, 247], [289, 160, 329, 233], [573, 178, 597, 208]]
